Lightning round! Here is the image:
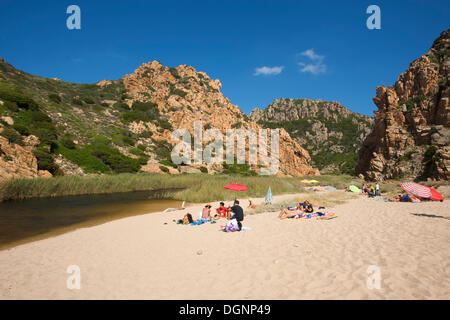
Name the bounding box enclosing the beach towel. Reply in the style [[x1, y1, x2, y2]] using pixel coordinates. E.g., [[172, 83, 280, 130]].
[[287, 212, 337, 220], [190, 218, 218, 226]]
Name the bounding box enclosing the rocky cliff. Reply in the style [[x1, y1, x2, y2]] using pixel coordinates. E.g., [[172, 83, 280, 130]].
[[250, 98, 373, 174], [0, 58, 318, 180], [356, 29, 450, 181]]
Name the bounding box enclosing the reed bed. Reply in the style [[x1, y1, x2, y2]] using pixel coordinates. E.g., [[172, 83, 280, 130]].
[[0, 173, 362, 203]]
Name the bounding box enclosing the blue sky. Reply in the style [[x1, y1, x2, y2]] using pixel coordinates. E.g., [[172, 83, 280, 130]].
[[0, 0, 449, 116]]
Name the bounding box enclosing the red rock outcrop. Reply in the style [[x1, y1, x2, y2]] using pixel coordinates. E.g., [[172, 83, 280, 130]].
[[123, 61, 319, 176], [0, 132, 51, 180], [356, 30, 450, 181]]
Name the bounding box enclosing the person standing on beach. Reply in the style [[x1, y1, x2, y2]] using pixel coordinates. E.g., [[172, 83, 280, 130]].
[[375, 183, 380, 196], [231, 200, 244, 231]]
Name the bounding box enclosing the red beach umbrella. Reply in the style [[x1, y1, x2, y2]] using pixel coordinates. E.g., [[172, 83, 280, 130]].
[[427, 187, 444, 201], [224, 183, 249, 192], [400, 182, 432, 199]]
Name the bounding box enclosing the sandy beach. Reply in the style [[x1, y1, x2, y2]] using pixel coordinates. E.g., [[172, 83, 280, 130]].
[[0, 191, 449, 300]]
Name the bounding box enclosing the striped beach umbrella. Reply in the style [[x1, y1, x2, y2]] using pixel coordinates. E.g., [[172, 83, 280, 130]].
[[400, 182, 432, 199]]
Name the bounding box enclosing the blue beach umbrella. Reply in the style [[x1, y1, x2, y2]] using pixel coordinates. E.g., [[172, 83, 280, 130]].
[[265, 186, 273, 204]]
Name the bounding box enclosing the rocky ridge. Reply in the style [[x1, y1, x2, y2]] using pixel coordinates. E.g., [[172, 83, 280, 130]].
[[250, 98, 373, 174], [356, 29, 450, 181], [0, 58, 318, 179]]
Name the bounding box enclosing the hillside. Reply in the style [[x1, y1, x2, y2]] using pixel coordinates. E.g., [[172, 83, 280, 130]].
[[356, 29, 450, 181], [0, 58, 318, 180], [249, 98, 373, 174]]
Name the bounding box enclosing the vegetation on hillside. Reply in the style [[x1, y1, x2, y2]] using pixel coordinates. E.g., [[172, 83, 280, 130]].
[[255, 101, 373, 175]]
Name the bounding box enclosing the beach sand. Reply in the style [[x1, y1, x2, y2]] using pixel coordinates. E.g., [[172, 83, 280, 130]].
[[0, 192, 449, 299]]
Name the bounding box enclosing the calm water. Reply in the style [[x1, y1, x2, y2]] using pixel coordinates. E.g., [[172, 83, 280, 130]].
[[0, 190, 182, 250]]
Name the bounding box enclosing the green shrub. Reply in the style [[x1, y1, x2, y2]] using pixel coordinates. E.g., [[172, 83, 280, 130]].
[[137, 144, 147, 151], [113, 102, 129, 111], [138, 155, 149, 165], [129, 147, 145, 157], [112, 131, 135, 147], [139, 131, 153, 138], [33, 147, 59, 174], [56, 144, 110, 174], [159, 159, 177, 168], [0, 85, 39, 110], [231, 122, 242, 129], [4, 100, 18, 112], [222, 163, 257, 176], [87, 141, 141, 173], [159, 165, 169, 173], [168, 67, 181, 79], [0, 127, 24, 145], [12, 124, 30, 136], [72, 98, 83, 106], [199, 166, 208, 173], [60, 135, 76, 149], [48, 93, 62, 104], [157, 119, 173, 130], [83, 97, 95, 104]]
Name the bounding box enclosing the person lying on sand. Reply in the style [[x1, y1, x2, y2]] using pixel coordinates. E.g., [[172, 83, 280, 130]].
[[175, 213, 194, 224], [278, 203, 304, 219], [389, 193, 416, 202]]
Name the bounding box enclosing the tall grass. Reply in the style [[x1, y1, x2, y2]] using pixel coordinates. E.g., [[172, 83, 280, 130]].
[[0, 173, 362, 203]]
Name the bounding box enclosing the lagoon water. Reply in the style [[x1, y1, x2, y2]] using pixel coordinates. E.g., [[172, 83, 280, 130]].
[[0, 190, 181, 250]]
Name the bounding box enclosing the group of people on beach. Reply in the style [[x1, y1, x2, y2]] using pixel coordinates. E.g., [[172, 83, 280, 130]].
[[362, 183, 380, 197], [278, 200, 316, 219], [179, 200, 246, 231]]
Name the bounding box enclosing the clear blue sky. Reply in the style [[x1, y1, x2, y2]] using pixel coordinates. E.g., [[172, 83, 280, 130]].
[[0, 0, 448, 116]]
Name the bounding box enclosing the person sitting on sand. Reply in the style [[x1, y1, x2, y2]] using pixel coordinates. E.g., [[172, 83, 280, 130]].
[[248, 200, 256, 209], [300, 200, 314, 213], [215, 202, 228, 218], [368, 185, 376, 197], [362, 184, 368, 194], [202, 204, 212, 220], [230, 200, 244, 230]]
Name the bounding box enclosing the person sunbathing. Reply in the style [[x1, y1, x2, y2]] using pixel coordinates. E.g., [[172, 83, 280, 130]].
[[389, 194, 411, 202], [278, 203, 304, 219]]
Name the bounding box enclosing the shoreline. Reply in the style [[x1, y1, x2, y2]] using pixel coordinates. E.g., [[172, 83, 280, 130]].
[[1, 191, 449, 299]]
